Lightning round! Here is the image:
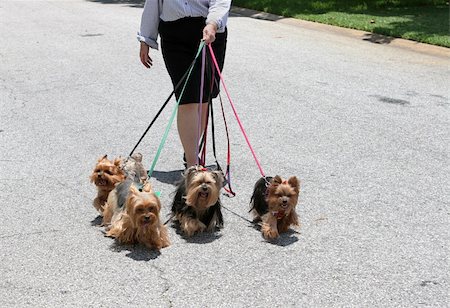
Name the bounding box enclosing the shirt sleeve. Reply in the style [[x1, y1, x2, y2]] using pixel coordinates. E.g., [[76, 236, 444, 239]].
[[206, 0, 231, 32], [137, 0, 161, 50]]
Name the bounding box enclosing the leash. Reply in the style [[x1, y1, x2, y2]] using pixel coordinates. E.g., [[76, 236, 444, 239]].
[[207, 44, 266, 178], [128, 45, 205, 159], [195, 46, 207, 166], [147, 41, 206, 178]]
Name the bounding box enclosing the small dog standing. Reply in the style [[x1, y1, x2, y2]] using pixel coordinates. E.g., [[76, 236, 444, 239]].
[[171, 166, 224, 237], [103, 179, 170, 250], [90, 155, 125, 214], [90, 153, 147, 215], [250, 175, 300, 240]]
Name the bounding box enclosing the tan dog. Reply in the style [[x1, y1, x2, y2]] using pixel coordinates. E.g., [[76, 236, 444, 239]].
[[104, 180, 170, 250], [250, 176, 300, 239], [90, 155, 125, 214]]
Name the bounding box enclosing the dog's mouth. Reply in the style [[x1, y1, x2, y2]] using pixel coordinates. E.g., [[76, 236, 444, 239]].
[[96, 178, 108, 186], [198, 192, 209, 199]]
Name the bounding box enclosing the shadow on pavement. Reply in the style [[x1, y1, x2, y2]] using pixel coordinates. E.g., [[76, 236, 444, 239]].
[[109, 242, 162, 261], [151, 169, 183, 186], [87, 0, 144, 8], [171, 222, 223, 244], [250, 223, 300, 247], [90, 215, 103, 226]]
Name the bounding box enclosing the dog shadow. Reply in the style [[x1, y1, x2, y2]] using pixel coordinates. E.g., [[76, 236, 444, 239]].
[[250, 223, 300, 247], [171, 222, 223, 244], [108, 241, 162, 261], [90, 215, 103, 226]]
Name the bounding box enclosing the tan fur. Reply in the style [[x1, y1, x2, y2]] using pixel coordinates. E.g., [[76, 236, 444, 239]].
[[173, 166, 224, 237], [258, 175, 300, 240], [90, 155, 125, 215], [105, 182, 170, 250], [184, 169, 222, 210]]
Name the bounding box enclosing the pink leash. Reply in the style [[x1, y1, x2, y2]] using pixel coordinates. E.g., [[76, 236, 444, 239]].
[[195, 47, 207, 166], [207, 44, 266, 178]]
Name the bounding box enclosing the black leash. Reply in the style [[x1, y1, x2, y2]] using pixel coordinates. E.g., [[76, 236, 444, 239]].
[[128, 52, 200, 158]]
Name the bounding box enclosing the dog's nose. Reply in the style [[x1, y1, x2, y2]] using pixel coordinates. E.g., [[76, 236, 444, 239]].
[[144, 216, 150, 222], [282, 197, 288, 204], [201, 184, 208, 191]]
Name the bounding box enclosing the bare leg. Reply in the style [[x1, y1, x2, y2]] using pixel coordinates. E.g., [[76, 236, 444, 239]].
[[177, 103, 209, 167]]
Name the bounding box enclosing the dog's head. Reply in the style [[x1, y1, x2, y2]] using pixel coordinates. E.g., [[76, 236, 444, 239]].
[[184, 165, 224, 209], [90, 155, 125, 191], [119, 153, 147, 183], [126, 184, 161, 229], [266, 175, 300, 217]]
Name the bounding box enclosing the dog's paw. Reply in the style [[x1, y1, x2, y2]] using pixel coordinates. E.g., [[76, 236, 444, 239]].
[[262, 223, 279, 239], [182, 219, 206, 237]]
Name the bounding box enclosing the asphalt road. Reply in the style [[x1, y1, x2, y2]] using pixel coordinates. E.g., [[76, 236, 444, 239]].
[[1, 1, 449, 307]]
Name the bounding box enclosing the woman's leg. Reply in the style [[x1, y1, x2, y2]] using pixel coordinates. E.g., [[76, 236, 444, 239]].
[[177, 103, 209, 167]]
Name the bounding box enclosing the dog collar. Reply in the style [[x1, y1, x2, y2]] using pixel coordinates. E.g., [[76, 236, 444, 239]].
[[272, 210, 286, 220]]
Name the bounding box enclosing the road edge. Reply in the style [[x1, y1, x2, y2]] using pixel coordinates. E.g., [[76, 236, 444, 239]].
[[231, 6, 450, 59]]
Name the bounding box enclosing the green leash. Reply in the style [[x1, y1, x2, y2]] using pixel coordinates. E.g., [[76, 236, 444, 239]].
[[147, 41, 206, 178]]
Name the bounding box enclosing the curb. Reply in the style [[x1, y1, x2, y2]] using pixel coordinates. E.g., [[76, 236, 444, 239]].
[[231, 6, 450, 59]]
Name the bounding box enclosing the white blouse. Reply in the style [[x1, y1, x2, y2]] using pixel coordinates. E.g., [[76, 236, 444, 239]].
[[138, 0, 231, 49]]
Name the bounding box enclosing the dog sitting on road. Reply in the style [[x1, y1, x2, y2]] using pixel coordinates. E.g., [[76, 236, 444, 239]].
[[171, 165, 224, 237], [103, 179, 170, 251]]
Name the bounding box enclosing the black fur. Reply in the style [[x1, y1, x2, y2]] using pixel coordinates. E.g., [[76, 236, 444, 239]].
[[249, 176, 273, 217], [171, 180, 224, 229]]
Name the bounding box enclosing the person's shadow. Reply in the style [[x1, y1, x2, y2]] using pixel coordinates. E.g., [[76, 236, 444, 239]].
[[151, 169, 183, 185], [151, 164, 218, 185]]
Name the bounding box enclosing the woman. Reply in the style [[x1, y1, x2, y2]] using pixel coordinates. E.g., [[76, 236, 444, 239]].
[[137, 0, 232, 168]]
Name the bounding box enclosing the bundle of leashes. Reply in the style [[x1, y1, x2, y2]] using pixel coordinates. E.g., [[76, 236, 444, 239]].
[[127, 40, 267, 197]]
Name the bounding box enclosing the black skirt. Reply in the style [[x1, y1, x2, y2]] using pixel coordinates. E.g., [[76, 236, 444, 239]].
[[159, 17, 227, 104]]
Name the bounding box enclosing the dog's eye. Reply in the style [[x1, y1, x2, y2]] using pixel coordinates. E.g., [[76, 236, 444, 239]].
[[104, 171, 112, 175], [136, 208, 144, 214]]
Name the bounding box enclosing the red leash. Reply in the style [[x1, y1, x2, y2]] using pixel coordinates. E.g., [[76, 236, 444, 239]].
[[207, 44, 266, 178]]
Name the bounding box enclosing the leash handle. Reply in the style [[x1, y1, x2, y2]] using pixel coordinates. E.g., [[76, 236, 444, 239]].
[[207, 44, 266, 178]]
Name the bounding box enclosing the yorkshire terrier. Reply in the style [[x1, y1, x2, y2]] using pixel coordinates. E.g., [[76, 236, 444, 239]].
[[119, 152, 148, 184], [104, 179, 170, 250], [250, 175, 300, 240], [90, 155, 125, 214], [171, 166, 224, 237], [90, 153, 148, 215]]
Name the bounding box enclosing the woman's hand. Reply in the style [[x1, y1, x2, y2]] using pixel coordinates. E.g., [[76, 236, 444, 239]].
[[202, 23, 217, 44], [139, 42, 153, 68]]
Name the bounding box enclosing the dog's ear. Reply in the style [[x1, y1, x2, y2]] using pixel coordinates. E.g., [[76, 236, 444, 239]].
[[288, 176, 300, 192], [129, 184, 140, 195], [98, 154, 108, 162], [212, 170, 225, 187], [131, 152, 143, 162], [184, 166, 198, 181], [142, 181, 153, 193], [113, 157, 122, 167], [272, 175, 283, 185], [154, 194, 162, 212]]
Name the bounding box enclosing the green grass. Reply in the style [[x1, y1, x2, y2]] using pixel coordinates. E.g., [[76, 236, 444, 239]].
[[233, 0, 450, 47]]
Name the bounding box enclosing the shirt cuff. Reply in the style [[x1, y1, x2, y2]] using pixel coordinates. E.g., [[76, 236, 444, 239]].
[[137, 32, 159, 50], [206, 18, 224, 32]]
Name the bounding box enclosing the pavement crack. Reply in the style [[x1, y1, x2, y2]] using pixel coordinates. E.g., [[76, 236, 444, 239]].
[[0, 229, 62, 239], [150, 263, 173, 307]]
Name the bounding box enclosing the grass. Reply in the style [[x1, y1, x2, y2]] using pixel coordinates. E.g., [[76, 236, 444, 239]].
[[232, 0, 450, 47]]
